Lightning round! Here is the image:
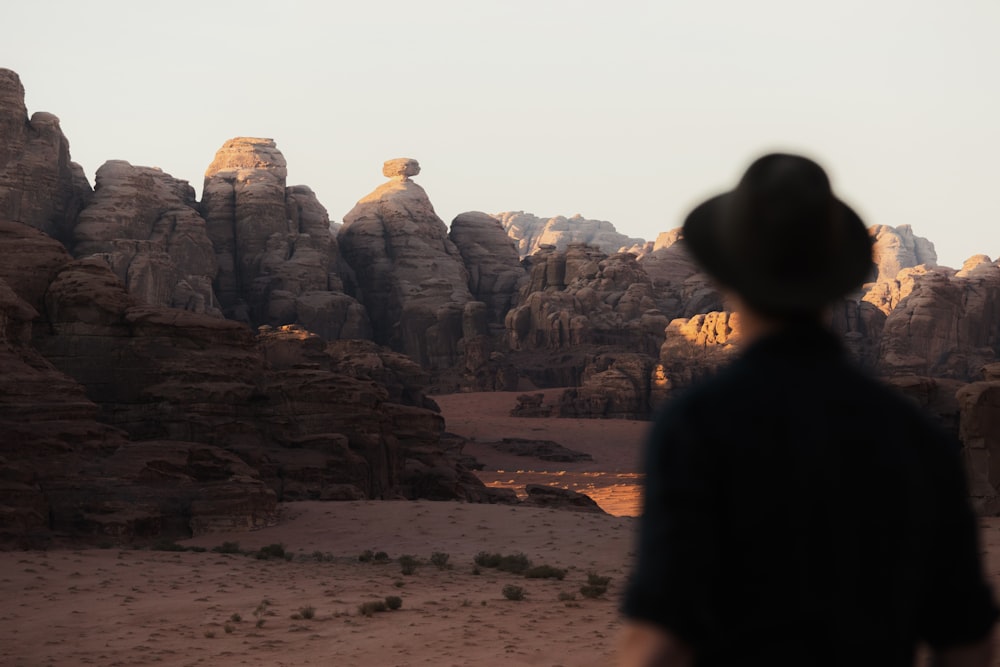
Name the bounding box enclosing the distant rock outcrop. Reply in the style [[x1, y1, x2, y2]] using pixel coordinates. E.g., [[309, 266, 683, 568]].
[[878, 260, 1000, 380], [0, 68, 90, 247], [73, 160, 221, 316], [638, 238, 723, 319], [202, 137, 369, 338], [496, 211, 646, 258], [869, 224, 937, 282], [339, 159, 480, 369], [505, 244, 668, 357]]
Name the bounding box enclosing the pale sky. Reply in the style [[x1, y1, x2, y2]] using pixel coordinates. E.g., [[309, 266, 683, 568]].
[[4, 0, 998, 267]]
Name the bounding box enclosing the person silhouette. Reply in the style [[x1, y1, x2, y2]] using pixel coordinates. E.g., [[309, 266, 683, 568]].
[[619, 153, 997, 666]]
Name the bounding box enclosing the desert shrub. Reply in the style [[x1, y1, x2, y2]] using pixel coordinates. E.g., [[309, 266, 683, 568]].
[[502, 584, 525, 601], [474, 551, 501, 568], [187, 546, 207, 553], [359, 600, 388, 617], [203, 630, 215, 638], [399, 554, 418, 575], [213, 541, 241, 554], [223, 623, 235, 634], [255, 543, 287, 560], [524, 564, 566, 580], [558, 591, 577, 601], [152, 539, 186, 552], [229, 612, 242, 623], [253, 599, 270, 627], [299, 605, 316, 620], [358, 549, 374, 562], [430, 551, 451, 569], [474, 552, 532, 574], [586, 573, 612, 586], [373, 551, 390, 563], [385, 595, 402, 610]]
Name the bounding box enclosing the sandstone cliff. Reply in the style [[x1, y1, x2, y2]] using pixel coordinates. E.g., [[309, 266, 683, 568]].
[[339, 159, 481, 370], [202, 137, 369, 338], [0, 68, 90, 247], [73, 160, 221, 316]]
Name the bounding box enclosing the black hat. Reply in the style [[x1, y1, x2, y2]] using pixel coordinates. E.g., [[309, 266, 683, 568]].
[[682, 153, 872, 316]]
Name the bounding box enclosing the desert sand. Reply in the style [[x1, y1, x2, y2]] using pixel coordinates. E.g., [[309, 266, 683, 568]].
[[4, 391, 1000, 666]]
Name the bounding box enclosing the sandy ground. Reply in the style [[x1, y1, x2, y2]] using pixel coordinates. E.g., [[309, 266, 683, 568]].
[[434, 389, 649, 517], [4, 391, 1000, 665]]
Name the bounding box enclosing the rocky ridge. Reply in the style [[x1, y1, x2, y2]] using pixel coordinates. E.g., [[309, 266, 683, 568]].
[[4, 65, 1000, 534]]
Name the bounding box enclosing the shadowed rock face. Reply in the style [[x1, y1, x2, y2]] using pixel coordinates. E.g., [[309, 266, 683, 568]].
[[0, 68, 91, 247], [0, 220, 276, 544], [449, 211, 526, 327], [73, 160, 221, 316], [201, 137, 370, 338], [339, 160, 477, 369]]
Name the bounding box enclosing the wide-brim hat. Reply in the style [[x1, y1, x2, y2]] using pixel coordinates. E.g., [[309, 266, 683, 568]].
[[682, 153, 872, 316]]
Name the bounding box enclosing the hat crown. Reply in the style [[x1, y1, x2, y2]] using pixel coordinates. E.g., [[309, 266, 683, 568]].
[[682, 153, 873, 316]]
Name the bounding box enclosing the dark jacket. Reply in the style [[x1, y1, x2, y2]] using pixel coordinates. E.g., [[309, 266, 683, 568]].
[[623, 323, 997, 666]]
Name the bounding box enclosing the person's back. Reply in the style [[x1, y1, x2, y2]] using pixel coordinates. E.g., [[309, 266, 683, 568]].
[[619, 154, 997, 666]]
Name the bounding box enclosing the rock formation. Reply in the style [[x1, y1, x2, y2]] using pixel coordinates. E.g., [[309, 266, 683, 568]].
[[869, 224, 937, 282], [72, 160, 221, 315], [448, 211, 526, 327], [0, 68, 90, 247], [0, 219, 277, 544], [202, 137, 369, 338], [339, 159, 480, 369], [505, 244, 668, 357], [877, 260, 1000, 380], [638, 238, 723, 319], [496, 211, 646, 258]]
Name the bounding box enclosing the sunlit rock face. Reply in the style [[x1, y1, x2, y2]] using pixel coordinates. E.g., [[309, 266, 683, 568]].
[[496, 211, 646, 259], [202, 137, 369, 337], [0, 68, 90, 247], [73, 160, 221, 316], [657, 311, 742, 401], [869, 224, 937, 282], [339, 159, 477, 370]]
